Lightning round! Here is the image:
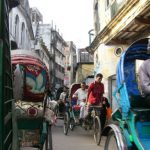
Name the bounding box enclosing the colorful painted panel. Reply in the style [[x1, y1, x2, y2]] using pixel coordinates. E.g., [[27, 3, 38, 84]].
[[12, 51, 49, 102]]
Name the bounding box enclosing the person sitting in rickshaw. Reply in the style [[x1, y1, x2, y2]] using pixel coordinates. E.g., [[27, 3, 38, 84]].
[[72, 82, 88, 123]]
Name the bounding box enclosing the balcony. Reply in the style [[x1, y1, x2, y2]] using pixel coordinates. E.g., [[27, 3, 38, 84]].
[[79, 49, 94, 63]]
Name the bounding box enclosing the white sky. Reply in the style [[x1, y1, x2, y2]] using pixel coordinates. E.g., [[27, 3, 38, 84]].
[[29, 0, 94, 49]]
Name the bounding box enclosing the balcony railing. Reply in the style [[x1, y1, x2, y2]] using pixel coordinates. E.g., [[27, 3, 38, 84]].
[[80, 52, 94, 63]]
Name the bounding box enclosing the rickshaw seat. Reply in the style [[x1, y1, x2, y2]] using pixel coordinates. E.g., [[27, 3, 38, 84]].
[[136, 121, 150, 150], [72, 105, 80, 110], [72, 105, 80, 117]]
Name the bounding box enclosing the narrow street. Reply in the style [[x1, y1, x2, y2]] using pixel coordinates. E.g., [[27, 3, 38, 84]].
[[52, 119, 106, 150]]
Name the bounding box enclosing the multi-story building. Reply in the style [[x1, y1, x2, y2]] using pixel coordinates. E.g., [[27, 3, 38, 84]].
[[64, 41, 77, 87], [76, 48, 94, 84], [31, 8, 67, 90], [9, 0, 34, 50], [51, 28, 67, 89], [87, 0, 150, 110], [31, 9, 51, 72]]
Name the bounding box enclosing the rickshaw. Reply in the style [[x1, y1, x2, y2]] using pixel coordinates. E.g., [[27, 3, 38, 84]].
[[63, 83, 102, 145], [55, 86, 69, 119], [11, 50, 53, 150], [103, 38, 150, 150]]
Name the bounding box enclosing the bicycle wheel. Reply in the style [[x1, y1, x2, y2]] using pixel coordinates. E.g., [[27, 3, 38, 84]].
[[69, 118, 75, 131], [63, 112, 69, 135], [104, 130, 119, 150], [93, 116, 101, 145]]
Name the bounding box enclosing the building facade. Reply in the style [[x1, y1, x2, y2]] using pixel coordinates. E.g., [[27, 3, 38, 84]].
[[87, 0, 150, 110], [76, 48, 94, 83], [31, 7, 67, 90], [64, 41, 77, 87], [9, 0, 34, 50]]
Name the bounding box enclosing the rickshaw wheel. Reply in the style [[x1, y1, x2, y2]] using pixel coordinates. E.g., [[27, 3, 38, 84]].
[[43, 125, 53, 150], [93, 116, 101, 145], [39, 124, 53, 150], [69, 118, 75, 131], [63, 112, 69, 135], [105, 130, 119, 150]]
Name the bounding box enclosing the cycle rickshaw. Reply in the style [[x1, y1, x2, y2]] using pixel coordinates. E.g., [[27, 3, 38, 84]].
[[63, 83, 103, 145], [12, 50, 53, 150], [102, 38, 150, 150]]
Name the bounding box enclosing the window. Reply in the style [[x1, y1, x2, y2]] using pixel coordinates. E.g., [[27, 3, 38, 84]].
[[94, 0, 100, 33], [105, 0, 111, 10], [14, 15, 19, 43], [114, 47, 123, 57], [21, 23, 25, 48]]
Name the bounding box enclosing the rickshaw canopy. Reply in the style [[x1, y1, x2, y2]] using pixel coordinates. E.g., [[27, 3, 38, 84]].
[[116, 38, 150, 118]]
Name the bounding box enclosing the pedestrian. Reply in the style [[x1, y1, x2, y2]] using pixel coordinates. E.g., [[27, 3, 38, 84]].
[[100, 96, 110, 129]]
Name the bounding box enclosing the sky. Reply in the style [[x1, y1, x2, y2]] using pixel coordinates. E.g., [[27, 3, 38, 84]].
[[29, 0, 94, 49]]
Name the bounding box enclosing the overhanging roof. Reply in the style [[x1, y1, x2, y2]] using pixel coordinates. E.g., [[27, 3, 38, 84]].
[[86, 0, 150, 54]]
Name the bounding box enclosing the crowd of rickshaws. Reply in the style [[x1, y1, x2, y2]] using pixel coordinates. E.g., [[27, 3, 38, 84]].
[[12, 38, 150, 150], [55, 38, 150, 150]]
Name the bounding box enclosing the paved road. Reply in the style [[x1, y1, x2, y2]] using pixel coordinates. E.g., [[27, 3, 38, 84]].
[[52, 119, 106, 150]]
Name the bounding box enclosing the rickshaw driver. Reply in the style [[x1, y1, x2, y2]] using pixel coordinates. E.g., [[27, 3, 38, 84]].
[[84, 73, 105, 126], [73, 82, 88, 121], [86, 73, 104, 106], [58, 86, 68, 114]]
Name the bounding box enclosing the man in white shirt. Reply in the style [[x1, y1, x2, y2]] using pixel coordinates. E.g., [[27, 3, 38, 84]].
[[74, 82, 88, 119]]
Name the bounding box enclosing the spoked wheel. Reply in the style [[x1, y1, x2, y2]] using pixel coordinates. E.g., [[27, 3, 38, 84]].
[[105, 130, 119, 150], [69, 118, 75, 131], [93, 116, 101, 145], [63, 112, 69, 135]]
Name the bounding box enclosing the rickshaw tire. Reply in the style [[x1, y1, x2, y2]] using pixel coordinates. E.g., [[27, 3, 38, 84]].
[[104, 130, 119, 150], [93, 116, 101, 145], [63, 112, 69, 135], [69, 118, 75, 131], [43, 125, 53, 150]]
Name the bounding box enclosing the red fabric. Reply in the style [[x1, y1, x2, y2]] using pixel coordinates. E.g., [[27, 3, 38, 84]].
[[88, 82, 104, 105], [107, 107, 112, 120], [73, 105, 80, 111]]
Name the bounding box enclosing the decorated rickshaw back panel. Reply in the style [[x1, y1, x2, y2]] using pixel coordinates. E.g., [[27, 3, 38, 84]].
[[12, 50, 49, 102]]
